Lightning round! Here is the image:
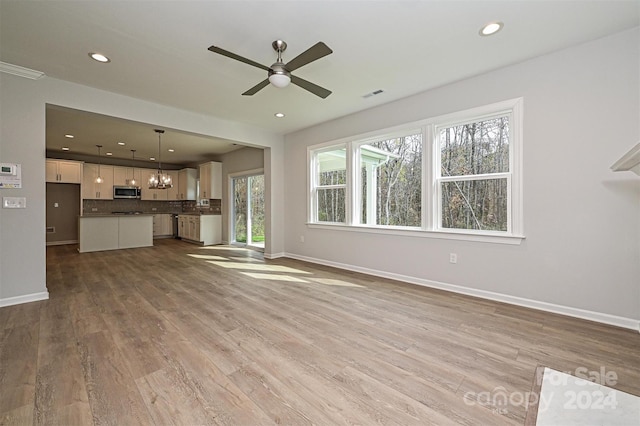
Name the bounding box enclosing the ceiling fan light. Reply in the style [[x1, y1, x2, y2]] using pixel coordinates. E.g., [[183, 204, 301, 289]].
[[268, 73, 291, 88]]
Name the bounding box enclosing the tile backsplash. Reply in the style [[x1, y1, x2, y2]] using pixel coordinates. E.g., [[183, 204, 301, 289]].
[[83, 199, 221, 215]]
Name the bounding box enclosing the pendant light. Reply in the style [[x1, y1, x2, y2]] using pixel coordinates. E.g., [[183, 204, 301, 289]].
[[95, 145, 103, 184], [148, 129, 172, 189], [130, 149, 137, 186]]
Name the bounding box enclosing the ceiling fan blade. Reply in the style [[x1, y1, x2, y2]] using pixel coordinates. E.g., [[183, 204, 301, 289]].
[[242, 79, 270, 96], [285, 42, 333, 72], [208, 45, 270, 71], [291, 75, 332, 99]]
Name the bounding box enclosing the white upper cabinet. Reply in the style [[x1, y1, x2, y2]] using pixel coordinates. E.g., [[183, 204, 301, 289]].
[[113, 166, 139, 186], [199, 161, 222, 199], [82, 163, 114, 199], [46, 159, 83, 183], [166, 170, 180, 200], [178, 168, 197, 200]]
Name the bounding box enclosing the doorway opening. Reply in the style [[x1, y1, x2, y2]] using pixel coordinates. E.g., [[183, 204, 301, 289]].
[[232, 173, 265, 249]]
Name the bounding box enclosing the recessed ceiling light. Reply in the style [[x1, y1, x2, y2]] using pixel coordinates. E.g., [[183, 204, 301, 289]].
[[106, 152, 113, 156], [89, 52, 111, 63], [274, 112, 285, 118], [480, 22, 503, 36], [65, 134, 74, 138], [118, 141, 125, 146], [168, 148, 175, 152], [62, 147, 70, 151]]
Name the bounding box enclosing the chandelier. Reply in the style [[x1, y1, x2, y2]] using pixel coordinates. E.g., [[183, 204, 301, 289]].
[[148, 129, 172, 189]]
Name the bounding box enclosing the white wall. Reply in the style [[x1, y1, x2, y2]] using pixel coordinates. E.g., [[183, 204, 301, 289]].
[[0, 74, 285, 306], [283, 28, 640, 328]]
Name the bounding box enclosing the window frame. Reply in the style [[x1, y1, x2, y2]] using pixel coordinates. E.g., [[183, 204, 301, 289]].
[[309, 143, 349, 224], [307, 98, 524, 244], [353, 128, 423, 229]]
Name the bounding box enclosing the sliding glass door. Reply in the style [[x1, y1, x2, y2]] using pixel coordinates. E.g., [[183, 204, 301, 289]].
[[232, 174, 264, 248]]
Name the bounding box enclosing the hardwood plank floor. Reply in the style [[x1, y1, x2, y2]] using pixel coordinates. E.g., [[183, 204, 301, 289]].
[[1, 239, 639, 425]]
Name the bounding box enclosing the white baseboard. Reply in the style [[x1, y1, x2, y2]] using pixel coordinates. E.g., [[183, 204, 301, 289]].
[[264, 251, 286, 260], [46, 240, 77, 246], [284, 252, 640, 332], [0, 291, 49, 308]]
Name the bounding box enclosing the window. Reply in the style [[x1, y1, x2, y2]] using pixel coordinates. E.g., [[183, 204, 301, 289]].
[[311, 146, 347, 223], [308, 98, 523, 243], [357, 133, 422, 227], [436, 116, 510, 232]]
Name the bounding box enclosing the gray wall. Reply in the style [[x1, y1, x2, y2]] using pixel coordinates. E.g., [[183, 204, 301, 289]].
[[219, 146, 265, 243], [46, 183, 80, 244], [283, 28, 640, 327]]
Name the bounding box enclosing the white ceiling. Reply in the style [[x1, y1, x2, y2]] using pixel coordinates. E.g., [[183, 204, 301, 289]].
[[1, 1, 638, 165]]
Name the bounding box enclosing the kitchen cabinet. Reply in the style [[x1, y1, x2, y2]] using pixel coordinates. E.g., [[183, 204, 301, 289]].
[[79, 215, 153, 253], [198, 161, 222, 200], [153, 214, 174, 238], [46, 159, 82, 183], [113, 165, 139, 186], [178, 168, 197, 200], [178, 214, 221, 245], [82, 163, 114, 199], [166, 171, 180, 200]]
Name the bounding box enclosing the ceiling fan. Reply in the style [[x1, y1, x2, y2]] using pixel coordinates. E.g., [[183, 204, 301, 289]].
[[208, 40, 333, 98]]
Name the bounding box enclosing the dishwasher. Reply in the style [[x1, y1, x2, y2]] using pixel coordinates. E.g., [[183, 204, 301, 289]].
[[172, 214, 180, 238]]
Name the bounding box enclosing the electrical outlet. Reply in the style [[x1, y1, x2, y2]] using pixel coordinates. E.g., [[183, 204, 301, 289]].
[[152, 207, 157, 211], [300, 235, 305, 243], [449, 253, 458, 264], [91, 208, 98, 212]]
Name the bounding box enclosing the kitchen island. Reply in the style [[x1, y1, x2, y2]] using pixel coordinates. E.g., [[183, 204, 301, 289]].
[[79, 214, 153, 253]]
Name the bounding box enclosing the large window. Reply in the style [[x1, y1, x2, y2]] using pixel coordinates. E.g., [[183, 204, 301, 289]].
[[308, 98, 523, 243], [436, 116, 510, 232], [357, 133, 422, 227]]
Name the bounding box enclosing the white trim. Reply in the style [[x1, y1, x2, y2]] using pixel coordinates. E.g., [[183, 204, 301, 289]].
[[306, 97, 524, 242], [284, 252, 639, 332], [264, 251, 286, 259], [307, 222, 524, 245], [46, 240, 78, 246], [0, 291, 49, 308], [0, 61, 45, 80], [611, 141, 640, 176]]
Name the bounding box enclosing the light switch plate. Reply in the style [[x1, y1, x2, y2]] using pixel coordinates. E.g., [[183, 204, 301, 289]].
[[3, 197, 26, 208]]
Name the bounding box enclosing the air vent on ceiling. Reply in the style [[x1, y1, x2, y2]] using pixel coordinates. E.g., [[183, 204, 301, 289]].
[[362, 89, 384, 99]]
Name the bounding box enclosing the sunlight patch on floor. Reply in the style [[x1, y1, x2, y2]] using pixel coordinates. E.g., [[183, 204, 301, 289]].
[[206, 261, 311, 274], [229, 257, 263, 262], [241, 272, 309, 283], [307, 277, 364, 288], [198, 246, 252, 251], [187, 254, 229, 261]]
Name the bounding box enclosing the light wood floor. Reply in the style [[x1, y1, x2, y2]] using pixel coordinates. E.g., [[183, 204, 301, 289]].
[[1, 239, 639, 425]]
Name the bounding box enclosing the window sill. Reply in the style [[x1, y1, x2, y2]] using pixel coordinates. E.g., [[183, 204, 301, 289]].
[[306, 223, 525, 245]]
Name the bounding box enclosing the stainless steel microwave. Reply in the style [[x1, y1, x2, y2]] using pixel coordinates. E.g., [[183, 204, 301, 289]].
[[113, 186, 141, 199]]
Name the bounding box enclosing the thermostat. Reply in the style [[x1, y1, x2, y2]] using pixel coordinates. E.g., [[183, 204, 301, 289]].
[[0, 164, 17, 176]]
